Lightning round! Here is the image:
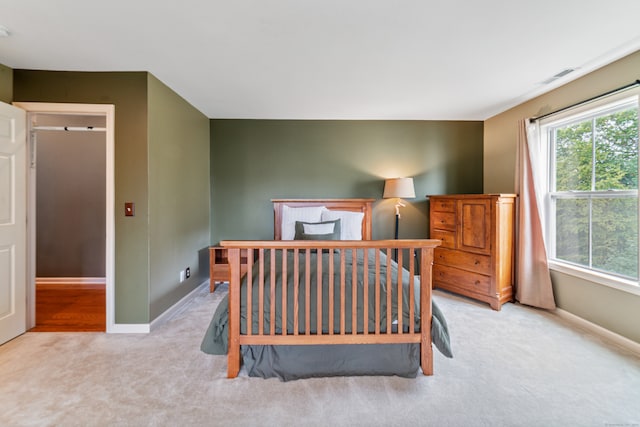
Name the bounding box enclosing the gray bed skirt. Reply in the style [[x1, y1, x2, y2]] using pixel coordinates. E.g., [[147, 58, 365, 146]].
[[242, 343, 420, 381]]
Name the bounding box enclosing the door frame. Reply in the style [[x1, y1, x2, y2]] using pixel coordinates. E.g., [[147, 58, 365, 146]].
[[13, 102, 115, 332]]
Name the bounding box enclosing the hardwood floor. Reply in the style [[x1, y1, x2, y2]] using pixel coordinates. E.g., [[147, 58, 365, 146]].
[[31, 282, 106, 332]]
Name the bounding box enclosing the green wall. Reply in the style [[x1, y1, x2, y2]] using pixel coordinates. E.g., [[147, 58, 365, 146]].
[[484, 50, 640, 343], [210, 120, 483, 243], [0, 63, 12, 103], [147, 74, 210, 320], [14, 70, 211, 324]]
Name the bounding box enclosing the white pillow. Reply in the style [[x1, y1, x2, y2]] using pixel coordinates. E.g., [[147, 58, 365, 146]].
[[281, 205, 326, 240], [321, 209, 365, 240]]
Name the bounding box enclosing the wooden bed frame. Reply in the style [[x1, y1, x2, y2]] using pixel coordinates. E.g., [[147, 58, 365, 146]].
[[219, 198, 441, 378]]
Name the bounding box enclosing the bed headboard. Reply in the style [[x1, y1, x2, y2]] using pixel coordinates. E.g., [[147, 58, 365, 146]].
[[272, 198, 375, 240]]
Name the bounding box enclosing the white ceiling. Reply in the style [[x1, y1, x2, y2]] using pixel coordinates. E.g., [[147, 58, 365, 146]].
[[1, 0, 640, 120]]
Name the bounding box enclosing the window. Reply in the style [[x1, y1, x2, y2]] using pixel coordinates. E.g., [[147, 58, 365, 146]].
[[539, 90, 639, 290]]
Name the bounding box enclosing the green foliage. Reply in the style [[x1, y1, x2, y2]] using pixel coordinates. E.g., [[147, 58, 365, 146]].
[[595, 110, 638, 190], [552, 105, 639, 279], [555, 109, 638, 191]]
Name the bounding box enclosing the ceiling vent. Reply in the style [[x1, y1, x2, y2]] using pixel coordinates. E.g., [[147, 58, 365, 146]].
[[542, 68, 576, 85]]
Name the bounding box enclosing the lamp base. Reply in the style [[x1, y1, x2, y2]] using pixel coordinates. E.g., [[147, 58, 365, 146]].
[[394, 213, 399, 260], [394, 213, 399, 240]]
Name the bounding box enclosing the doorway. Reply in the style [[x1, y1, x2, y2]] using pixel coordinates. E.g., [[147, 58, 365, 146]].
[[14, 102, 115, 332], [32, 113, 106, 331]]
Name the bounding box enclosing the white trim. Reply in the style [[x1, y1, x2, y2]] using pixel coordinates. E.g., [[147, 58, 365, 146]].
[[109, 323, 150, 334], [36, 277, 106, 285], [554, 308, 640, 357], [104, 105, 115, 333], [13, 102, 115, 333], [26, 130, 36, 327], [150, 280, 209, 331], [549, 261, 640, 297]]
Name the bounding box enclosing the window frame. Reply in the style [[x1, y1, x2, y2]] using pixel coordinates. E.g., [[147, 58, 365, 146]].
[[538, 88, 640, 296]]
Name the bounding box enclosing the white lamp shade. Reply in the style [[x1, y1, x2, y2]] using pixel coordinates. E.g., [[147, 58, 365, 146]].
[[383, 177, 416, 199]]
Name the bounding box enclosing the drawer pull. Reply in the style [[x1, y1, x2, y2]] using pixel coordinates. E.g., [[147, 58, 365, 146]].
[[474, 260, 480, 265], [475, 280, 481, 285]]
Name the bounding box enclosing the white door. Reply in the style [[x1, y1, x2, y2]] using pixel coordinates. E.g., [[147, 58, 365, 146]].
[[0, 102, 26, 345]]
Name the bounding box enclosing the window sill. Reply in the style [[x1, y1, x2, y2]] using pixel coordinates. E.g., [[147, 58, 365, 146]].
[[548, 260, 640, 297]]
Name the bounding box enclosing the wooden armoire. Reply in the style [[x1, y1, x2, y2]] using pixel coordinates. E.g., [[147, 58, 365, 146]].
[[428, 194, 517, 310]]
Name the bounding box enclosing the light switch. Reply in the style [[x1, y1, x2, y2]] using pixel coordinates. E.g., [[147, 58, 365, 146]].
[[125, 202, 135, 217]]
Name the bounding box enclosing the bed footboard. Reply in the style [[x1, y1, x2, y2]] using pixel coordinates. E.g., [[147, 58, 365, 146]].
[[221, 239, 440, 378]]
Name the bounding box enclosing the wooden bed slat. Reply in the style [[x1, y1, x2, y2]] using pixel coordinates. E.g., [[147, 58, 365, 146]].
[[258, 249, 265, 335], [246, 249, 253, 336], [339, 249, 346, 335], [293, 248, 300, 336], [351, 248, 357, 335], [375, 249, 381, 335], [397, 249, 403, 334], [329, 249, 335, 336], [316, 253, 322, 335], [363, 250, 369, 335], [409, 248, 415, 334], [270, 250, 276, 335], [386, 247, 392, 335], [305, 249, 311, 335], [281, 249, 287, 335]]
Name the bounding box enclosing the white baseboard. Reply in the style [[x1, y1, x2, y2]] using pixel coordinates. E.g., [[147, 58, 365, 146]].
[[554, 308, 640, 357], [36, 277, 105, 285], [150, 280, 209, 331], [108, 323, 150, 334]]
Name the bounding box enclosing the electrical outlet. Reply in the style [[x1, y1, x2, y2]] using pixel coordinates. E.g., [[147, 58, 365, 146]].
[[185, 267, 190, 279], [180, 270, 185, 282]]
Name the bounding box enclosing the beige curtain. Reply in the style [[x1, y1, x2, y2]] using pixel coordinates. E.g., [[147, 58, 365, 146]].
[[515, 119, 556, 309]]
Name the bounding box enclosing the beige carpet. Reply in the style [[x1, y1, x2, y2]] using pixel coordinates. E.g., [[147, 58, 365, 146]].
[[1, 283, 639, 427]]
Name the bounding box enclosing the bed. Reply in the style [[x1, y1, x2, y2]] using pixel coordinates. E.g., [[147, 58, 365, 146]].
[[201, 199, 452, 380]]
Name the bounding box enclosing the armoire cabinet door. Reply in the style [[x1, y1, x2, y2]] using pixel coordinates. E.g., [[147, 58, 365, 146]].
[[457, 198, 491, 255]]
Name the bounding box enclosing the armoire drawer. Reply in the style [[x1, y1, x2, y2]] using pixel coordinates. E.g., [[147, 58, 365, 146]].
[[434, 247, 491, 275], [430, 229, 456, 249], [431, 211, 456, 231], [431, 198, 456, 213], [433, 264, 490, 295]]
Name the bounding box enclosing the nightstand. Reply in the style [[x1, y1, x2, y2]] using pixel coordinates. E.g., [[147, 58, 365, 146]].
[[209, 247, 249, 292]]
